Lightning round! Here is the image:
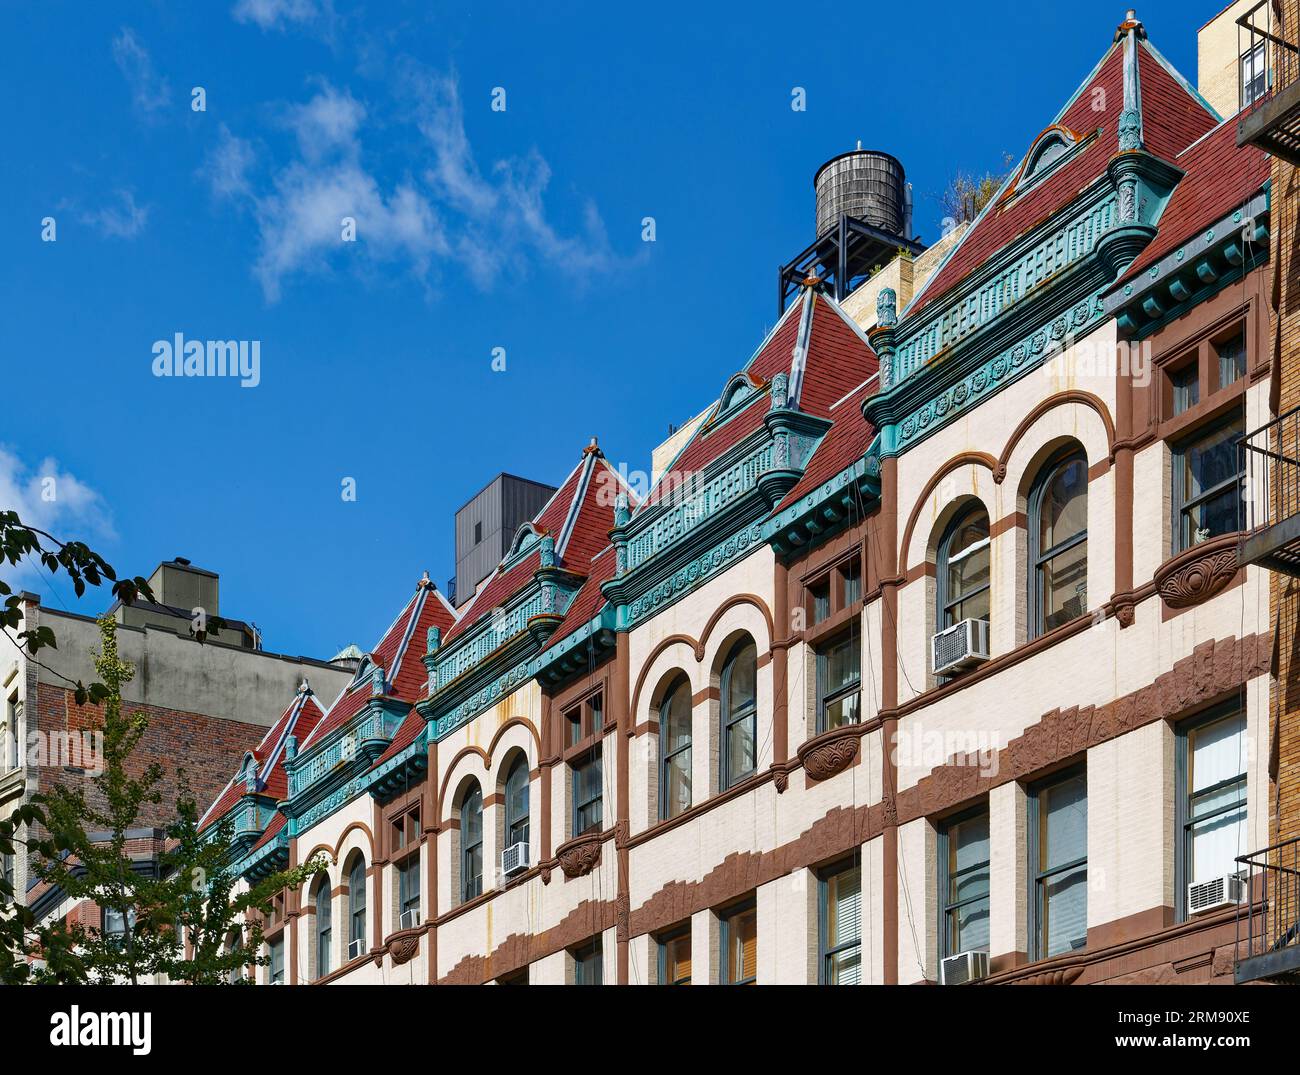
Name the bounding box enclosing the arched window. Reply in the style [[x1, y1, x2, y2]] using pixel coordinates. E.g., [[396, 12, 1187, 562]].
[[348, 856, 367, 958], [314, 880, 332, 979], [1029, 450, 1088, 637], [505, 757, 530, 849], [720, 640, 757, 790], [461, 785, 483, 903], [937, 505, 991, 631], [659, 677, 693, 820]]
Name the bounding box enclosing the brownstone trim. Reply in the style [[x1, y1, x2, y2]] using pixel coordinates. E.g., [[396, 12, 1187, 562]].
[[992, 389, 1117, 482], [898, 451, 998, 571]]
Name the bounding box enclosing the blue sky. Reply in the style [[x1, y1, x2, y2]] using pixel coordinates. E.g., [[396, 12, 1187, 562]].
[[1, 0, 1211, 662]]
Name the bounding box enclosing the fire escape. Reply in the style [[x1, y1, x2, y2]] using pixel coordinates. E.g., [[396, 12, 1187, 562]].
[[1235, 1, 1300, 983]]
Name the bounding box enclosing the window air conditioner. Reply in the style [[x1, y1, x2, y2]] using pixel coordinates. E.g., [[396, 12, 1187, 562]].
[[399, 908, 421, 930], [932, 618, 991, 677], [1187, 874, 1245, 915], [501, 841, 531, 877], [348, 938, 365, 960], [941, 950, 989, 985]]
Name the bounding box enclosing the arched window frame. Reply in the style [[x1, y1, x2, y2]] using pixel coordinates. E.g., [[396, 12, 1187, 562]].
[[1028, 447, 1089, 639], [461, 784, 484, 903], [347, 855, 367, 956], [936, 504, 992, 633], [504, 756, 530, 849], [720, 639, 758, 791], [314, 879, 332, 980], [658, 675, 693, 820]]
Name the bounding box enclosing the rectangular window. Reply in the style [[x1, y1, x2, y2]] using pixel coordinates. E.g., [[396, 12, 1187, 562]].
[[391, 807, 420, 852], [473, 520, 482, 544], [103, 905, 136, 948], [658, 928, 692, 985], [841, 559, 861, 608], [1241, 41, 1268, 108], [1216, 331, 1247, 390], [819, 862, 862, 984], [940, 809, 991, 958], [816, 633, 861, 733], [1178, 705, 1247, 918], [810, 580, 831, 625], [398, 857, 421, 925], [573, 938, 602, 985], [1029, 769, 1088, 959], [721, 902, 757, 985], [1172, 414, 1245, 552], [1170, 362, 1199, 416], [572, 750, 603, 836], [268, 936, 285, 984], [0, 852, 13, 907]]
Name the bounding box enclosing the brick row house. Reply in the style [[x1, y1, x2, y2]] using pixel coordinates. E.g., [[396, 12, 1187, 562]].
[[194, 7, 1299, 985]]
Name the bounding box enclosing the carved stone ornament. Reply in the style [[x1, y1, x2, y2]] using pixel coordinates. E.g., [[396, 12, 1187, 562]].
[[1008, 965, 1085, 987], [1153, 533, 1240, 610], [796, 724, 861, 782], [386, 928, 421, 967], [556, 830, 603, 879]]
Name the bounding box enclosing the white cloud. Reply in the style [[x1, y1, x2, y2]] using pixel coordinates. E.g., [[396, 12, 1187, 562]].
[[209, 66, 623, 301], [284, 83, 366, 161], [204, 126, 256, 200], [111, 28, 170, 119], [0, 449, 116, 593], [79, 190, 148, 239], [232, 0, 318, 31]]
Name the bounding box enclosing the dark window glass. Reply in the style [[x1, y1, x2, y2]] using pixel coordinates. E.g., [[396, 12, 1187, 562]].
[[269, 936, 285, 984], [816, 634, 860, 733], [505, 757, 530, 848], [461, 785, 483, 902], [1030, 452, 1088, 637], [1173, 416, 1244, 552], [841, 559, 861, 607], [659, 678, 692, 820], [348, 857, 367, 948], [574, 939, 603, 985], [721, 640, 758, 789], [941, 811, 990, 957], [811, 581, 831, 624], [1217, 331, 1247, 389], [398, 857, 421, 924], [1170, 362, 1199, 416], [573, 751, 603, 836], [315, 883, 332, 978]]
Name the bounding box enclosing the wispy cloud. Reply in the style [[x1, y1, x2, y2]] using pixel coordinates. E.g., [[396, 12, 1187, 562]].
[[207, 64, 625, 302], [111, 28, 170, 119], [78, 190, 149, 239], [232, 0, 319, 31]]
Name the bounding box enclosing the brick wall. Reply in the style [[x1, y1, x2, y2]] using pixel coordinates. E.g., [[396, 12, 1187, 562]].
[[1273, 0, 1300, 848], [32, 681, 264, 831]]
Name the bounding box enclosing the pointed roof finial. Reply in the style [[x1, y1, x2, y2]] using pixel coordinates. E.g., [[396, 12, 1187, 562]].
[[298, 677, 310, 694], [1115, 8, 1145, 41], [582, 436, 602, 457], [418, 569, 432, 589], [802, 270, 822, 289]]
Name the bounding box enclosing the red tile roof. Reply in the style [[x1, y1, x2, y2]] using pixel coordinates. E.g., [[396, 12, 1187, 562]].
[[199, 687, 326, 829], [300, 581, 456, 751], [1119, 118, 1269, 284], [909, 37, 1217, 319], [444, 449, 624, 644]]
